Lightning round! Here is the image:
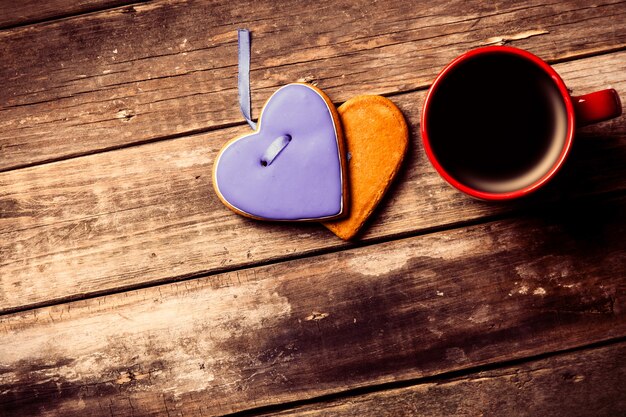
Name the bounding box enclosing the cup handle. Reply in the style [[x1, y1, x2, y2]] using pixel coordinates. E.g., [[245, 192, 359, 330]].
[[572, 88, 622, 126]]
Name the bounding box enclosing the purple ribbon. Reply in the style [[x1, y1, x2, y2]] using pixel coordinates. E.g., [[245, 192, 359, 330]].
[[238, 29, 257, 130]]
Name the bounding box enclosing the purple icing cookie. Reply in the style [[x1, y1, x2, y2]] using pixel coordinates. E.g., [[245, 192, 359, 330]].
[[213, 83, 347, 221]]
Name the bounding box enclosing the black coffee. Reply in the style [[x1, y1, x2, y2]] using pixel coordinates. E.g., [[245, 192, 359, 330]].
[[425, 53, 568, 193]]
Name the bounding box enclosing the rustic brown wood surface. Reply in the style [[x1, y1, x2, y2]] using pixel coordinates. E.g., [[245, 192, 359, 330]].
[[0, 0, 140, 29], [1, 0, 625, 415], [271, 342, 626, 417], [1, 195, 625, 416], [1, 51, 625, 313], [1, 0, 625, 171]]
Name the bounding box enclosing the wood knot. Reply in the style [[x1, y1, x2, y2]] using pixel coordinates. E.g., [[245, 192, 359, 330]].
[[115, 370, 135, 384], [115, 370, 148, 384], [116, 109, 135, 122], [562, 372, 585, 383], [296, 75, 318, 86], [305, 311, 329, 321], [483, 29, 549, 46]]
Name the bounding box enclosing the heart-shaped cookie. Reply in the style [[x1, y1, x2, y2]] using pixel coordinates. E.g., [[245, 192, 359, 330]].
[[213, 83, 348, 221], [323, 95, 408, 239]]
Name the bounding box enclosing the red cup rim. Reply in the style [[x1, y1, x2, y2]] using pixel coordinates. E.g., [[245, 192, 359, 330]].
[[421, 46, 576, 200]]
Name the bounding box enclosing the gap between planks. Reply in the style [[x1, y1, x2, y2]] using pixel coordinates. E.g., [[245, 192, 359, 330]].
[[2, 45, 626, 175], [222, 335, 626, 417], [1, 189, 623, 318], [0, 206, 509, 317], [0, 1, 150, 31], [2, 0, 626, 172]]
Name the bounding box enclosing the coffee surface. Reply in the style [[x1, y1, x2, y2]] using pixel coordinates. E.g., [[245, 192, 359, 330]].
[[426, 53, 568, 193]]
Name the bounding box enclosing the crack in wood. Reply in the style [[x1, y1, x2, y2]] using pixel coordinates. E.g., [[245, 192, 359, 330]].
[[483, 29, 550, 46]]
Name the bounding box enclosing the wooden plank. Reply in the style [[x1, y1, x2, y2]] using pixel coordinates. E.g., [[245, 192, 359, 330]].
[[271, 342, 626, 417], [0, 1, 139, 29], [1, 0, 626, 170], [1, 195, 625, 416], [1, 51, 625, 313]]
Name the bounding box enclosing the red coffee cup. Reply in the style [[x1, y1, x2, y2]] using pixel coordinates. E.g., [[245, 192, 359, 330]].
[[421, 46, 622, 200]]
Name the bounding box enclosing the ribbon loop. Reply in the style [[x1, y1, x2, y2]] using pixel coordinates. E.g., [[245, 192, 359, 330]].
[[238, 29, 257, 130], [261, 135, 292, 166]]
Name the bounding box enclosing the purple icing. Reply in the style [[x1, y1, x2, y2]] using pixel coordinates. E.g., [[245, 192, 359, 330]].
[[214, 83, 344, 220]]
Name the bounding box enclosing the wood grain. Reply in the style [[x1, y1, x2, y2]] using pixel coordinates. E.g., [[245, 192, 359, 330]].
[[1, 195, 624, 416], [1, 0, 626, 170], [271, 342, 626, 417], [1, 51, 625, 313], [0, 0, 139, 29]]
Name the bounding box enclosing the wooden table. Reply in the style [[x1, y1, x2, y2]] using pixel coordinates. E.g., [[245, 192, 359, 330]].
[[1, 1, 625, 415]]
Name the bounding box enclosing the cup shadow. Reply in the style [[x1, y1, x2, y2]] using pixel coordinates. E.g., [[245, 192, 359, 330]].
[[527, 122, 625, 202], [476, 119, 626, 242]]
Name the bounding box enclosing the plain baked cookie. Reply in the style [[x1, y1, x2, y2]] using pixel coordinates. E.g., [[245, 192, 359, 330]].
[[323, 95, 408, 239]]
